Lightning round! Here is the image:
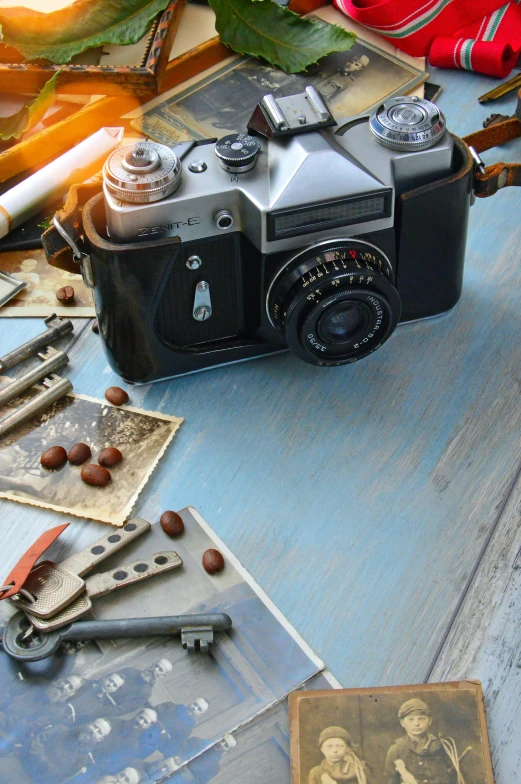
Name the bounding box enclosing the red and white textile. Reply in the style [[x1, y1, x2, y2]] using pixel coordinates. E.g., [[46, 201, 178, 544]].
[[334, 0, 521, 77]]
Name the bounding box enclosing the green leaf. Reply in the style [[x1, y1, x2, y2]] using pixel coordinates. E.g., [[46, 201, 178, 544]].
[[0, 0, 171, 64], [0, 69, 62, 141], [209, 0, 355, 74]]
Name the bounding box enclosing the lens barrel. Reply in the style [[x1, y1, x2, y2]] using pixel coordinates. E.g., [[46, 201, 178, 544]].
[[267, 240, 401, 366]]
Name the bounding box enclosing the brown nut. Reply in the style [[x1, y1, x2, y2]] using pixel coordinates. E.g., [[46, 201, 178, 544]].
[[202, 549, 225, 575], [105, 386, 129, 406], [56, 285, 75, 303], [81, 464, 111, 487], [160, 511, 184, 537], [40, 446, 67, 470], [92, 319, 99, 334], [68, 443, 92, 466], [98, 447, 122, 467]]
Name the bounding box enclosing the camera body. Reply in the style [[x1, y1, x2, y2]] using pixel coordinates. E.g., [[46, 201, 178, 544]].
[[84, 89, 473, 383]]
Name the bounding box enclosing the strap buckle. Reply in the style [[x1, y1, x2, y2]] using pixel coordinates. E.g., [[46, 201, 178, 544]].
[[53, 216, 94, 289]]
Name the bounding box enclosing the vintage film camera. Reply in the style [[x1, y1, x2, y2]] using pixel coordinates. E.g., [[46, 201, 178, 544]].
[[79, 87, 475, 383]]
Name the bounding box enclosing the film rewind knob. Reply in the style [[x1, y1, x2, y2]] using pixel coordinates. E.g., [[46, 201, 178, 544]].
[[369, 96, 446, 151], [103, 141, 182, 203]]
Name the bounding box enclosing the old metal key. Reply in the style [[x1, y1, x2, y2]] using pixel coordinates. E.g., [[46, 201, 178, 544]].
[[23, 550, 183, 632], [12, 518, 152, 618], [2, 612, 233, 661]]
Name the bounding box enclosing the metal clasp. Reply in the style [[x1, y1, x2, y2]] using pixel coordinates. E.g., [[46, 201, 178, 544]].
[[53, 216, 94, 289], [469, 146, 486, 206]]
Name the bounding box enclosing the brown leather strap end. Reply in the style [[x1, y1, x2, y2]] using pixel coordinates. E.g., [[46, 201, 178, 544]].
[[474, 162, 521, 197], [463, 116, 521, 154], [42, 176, 103, 272]]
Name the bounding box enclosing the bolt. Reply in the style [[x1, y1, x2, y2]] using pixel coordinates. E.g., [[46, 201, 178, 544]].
[[196, 281, 209, 292], [186, 255, 202, 270], [194, 306, 212, 321], [298, 115, 307, 124]]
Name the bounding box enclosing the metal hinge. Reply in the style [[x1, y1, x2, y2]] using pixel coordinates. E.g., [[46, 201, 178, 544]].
[[53, 216, 94, 289]]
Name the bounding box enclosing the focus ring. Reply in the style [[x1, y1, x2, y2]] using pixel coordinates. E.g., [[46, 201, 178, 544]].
[[267, 240, 401, 366]]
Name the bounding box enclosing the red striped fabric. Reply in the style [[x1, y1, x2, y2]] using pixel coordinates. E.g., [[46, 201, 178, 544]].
[[334, 0, 521, 77]]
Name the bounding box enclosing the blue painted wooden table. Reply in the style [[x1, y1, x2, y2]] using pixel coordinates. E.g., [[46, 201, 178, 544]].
[[1, 67, 520, 781]]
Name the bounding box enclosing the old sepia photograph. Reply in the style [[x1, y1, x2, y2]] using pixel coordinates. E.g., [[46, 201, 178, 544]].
[[0, 390, 182, 525], [133, 28, 427, 146], [290, 682, 495, 784], [0, 508, 323, 784], [0, 249, 95, 317]]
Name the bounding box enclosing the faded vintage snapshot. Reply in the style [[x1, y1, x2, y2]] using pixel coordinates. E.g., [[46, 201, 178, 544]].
[[0, 390, 182, 525], [0, 248, 94, 317], [290, 682, 495, 784], [132, 24, 427, 146], [0, 507, 324, 784]]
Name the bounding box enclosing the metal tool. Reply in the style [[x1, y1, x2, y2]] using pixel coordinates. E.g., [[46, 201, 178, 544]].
[[0, 374, 73, 439], [22, 550, 183, 632], [0, 315, 74, 439], [479, 72, 521, 103], [483, 112, 512, 128], [0, 314, 72, 372], [0, 347, 68, 407], [12, 518, 157, 618], [2, 612, 233, 661]]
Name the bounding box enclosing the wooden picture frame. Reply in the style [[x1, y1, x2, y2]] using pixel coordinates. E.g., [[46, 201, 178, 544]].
[[0, 0, 187, 97], [0, 0, 330, 184]]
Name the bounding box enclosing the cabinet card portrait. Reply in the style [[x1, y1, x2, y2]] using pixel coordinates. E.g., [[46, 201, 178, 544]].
[[290, 681, 494, 784]]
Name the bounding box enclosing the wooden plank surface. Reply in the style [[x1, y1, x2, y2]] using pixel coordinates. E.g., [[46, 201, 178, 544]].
[[0, 65, 521, 782], [429, 466, 521, 783]]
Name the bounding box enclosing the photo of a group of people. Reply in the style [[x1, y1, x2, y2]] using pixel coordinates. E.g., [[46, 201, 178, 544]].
[[0, 508, 325, 783], [291, 684, 494, 784]]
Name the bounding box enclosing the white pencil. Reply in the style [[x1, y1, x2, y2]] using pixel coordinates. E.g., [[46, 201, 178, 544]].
[[0, 126, 124, 240]]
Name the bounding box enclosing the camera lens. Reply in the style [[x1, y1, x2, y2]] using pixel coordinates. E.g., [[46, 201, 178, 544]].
[[267, 240, 401, 366], [317, 301, 370, 344]]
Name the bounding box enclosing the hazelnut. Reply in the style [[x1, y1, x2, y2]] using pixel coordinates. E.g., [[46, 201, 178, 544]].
[[81, 464, 111, 487], [56, 285, 75, 303], [68, 443, 92, 466], [98, 447, 123, 467], [160, 511, 184, 537], [202, 549, 225, 575], [40, 446, 67, 470], [105, 386, 129, 406]]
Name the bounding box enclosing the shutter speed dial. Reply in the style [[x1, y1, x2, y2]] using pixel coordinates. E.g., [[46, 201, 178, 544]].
[[214, 133, 261, 173], [369, 96, 446, 151]]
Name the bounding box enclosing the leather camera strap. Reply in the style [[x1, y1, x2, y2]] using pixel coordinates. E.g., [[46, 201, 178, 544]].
[[42, 176, 103, 273], [462, 88, 521, 198]]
